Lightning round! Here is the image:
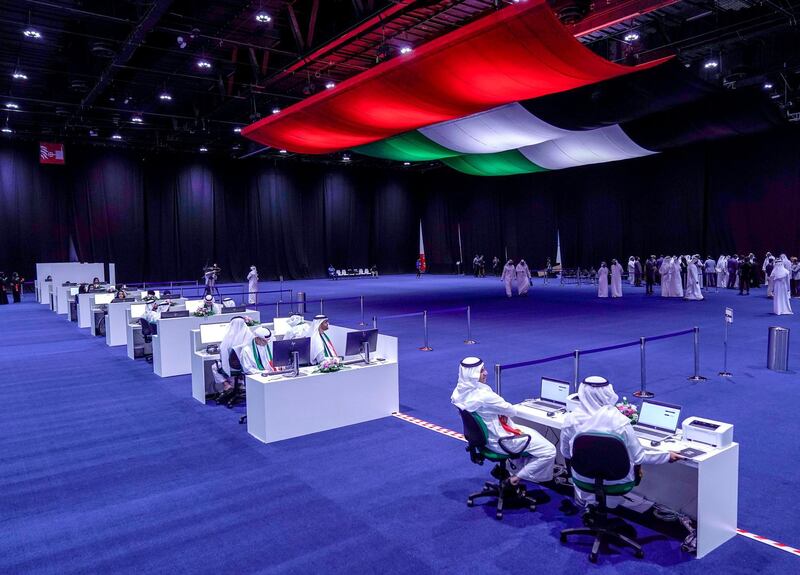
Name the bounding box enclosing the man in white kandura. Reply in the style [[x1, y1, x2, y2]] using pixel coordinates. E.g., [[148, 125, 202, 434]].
[[240, 326, 275, 373], [669, 256, 684, 298], [247, 265, 259, 305], [659, 257, 672, 297], [516, 259, 531, 296], [684, 255, 704, 300], [501, 260, 516, 298], [610, 259, 623, 298], [217, 317, 254, 394], [597, 262, 609, 298], [770, 262, 793, 316], [627, 257, 636, 285], [560, 376, 682, 507], [451, 357, 556, 488], [716, 255, 728, 289], [310, 314, 338, 365], [283, 314, 311, 339]]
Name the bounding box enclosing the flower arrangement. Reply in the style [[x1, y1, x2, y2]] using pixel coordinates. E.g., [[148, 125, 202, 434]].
[[615, 397, 639, 423], [192, 306, 215, 318], [318, 357, 342, 373]]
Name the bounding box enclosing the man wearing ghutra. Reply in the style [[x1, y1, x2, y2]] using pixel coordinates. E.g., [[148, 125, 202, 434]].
[[241, 326, 275, 373], [451, 357, 556, 488], [310, 315, 338, 365]]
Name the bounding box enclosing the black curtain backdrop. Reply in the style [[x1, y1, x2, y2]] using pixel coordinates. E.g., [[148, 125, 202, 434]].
[[1, 128, 799, 281]]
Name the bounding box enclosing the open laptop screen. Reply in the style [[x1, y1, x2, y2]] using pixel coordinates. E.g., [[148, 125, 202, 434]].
[[541, 378, 570, 405], [637, 400, 681, 434]]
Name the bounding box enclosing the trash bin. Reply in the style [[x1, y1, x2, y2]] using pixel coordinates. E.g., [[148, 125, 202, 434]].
[[296, 291, 306, 314], [767, 326, 790, 372]]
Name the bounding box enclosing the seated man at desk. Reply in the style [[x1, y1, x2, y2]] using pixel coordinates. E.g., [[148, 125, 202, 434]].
[[451, 357, 556, 490], [283, 314, 310, 340], [215, 317, 255, 401], [143, 300, 171, 324], [203, 294, 223, 314], [560, 376, 682, 508], [240, 326, 275, 374], [310, 314, 338, 365], [142, 290, 157, 303]]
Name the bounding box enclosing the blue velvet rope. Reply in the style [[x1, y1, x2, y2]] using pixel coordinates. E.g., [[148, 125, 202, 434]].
[[500, 352, 575, 370], [378, 311, 426, 320], [644, 328, 694, 342]]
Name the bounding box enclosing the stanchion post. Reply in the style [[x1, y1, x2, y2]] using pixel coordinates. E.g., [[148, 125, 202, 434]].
[[634, 336, 655, 398], [572, 349, 580, 393], [419, 310, 433, 351], [688, 326, 707, 381], [495, 364, 502, 394], [373, 315, 378, 330], [358, 295, 367, 327], [279, 275, 284, 302], [275, 301, 280, 318], [719, 316, 732, 377], [464, 306, 476, 344], [320, 298, 324, 316]]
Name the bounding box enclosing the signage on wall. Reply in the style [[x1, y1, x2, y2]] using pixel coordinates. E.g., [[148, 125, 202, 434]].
[[39, 142, 65, 165]]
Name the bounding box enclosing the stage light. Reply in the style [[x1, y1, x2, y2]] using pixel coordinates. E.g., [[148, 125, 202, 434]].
[[111, 133, 122, 140], [255, 11, 272, 23], [703, 60, 718, 70], [159, 92, 172, 101], [403, 161, 410, 166], [271, 107, 281, 114], [763, 82, 773, 90], [624, 32, 639, 42], [197, 59, 211, 69], [342, 154, 351, 162], [1, 127, 12, 134], [12, 71, 28, 80], [279, 149, 287, 154], [23, 28, 42, 39], [131, 115, 143, 123], [89, 129, 98, 137], [400, 46, 413, 55], [770, 93, 781, 100], [177, 36, 187, 49], [5, 102, 19, 110], [199, 146, 208, 152], [233, 127, 242, 133], [325, 81, 336, 90]]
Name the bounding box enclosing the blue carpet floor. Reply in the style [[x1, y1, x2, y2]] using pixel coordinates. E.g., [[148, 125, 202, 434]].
[[1, 275, 798, 574]]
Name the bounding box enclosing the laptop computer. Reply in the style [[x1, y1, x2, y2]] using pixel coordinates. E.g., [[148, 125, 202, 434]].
[[523, 377, 570, 411], [633, 400, 682, 440]]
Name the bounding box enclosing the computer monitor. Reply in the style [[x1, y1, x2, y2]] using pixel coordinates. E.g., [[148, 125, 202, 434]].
[[69, 287, 80, 296], [345, 329, 378, 358], [112, 297, 135, 303], [200, 322, 230, 344], [221, 305, 246, 313], [272, 337, 311, 369], [130, 303, 147, 320], [161, 310, 190, 319], [540, 377, 570, 406], [184, 299, 204, 314], [162, 293, 181, 300], [93, 293, 115, 305], [637, 400, 682, 435], [272, 317, 289, 336]]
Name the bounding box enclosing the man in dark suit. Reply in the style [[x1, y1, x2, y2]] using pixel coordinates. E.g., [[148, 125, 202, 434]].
[[738, 257, 751, 295], [645, 256, 657, 295], [727, 255, 739, 289]]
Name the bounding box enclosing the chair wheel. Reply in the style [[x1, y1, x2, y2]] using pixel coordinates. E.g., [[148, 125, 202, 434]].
[[589, 554, 598, 563], [560, 534, 567, 543], [467, 499, 474, 507], [635, 550, 644, 559], [495, 512, 503, 520]]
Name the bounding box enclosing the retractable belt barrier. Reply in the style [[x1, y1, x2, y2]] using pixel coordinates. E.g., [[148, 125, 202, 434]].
[[373, 306, 476, 351]]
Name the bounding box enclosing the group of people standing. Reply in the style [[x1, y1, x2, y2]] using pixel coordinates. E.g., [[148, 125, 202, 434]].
[[0, 271, 24, 304], [500, 259, 532, 298]]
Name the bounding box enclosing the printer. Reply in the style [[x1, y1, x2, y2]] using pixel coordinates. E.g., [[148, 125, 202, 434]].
[[681, 416, 733, 448]]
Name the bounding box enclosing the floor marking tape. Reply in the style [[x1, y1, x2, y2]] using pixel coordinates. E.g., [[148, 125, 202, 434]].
[[392, 412, 800, 559]]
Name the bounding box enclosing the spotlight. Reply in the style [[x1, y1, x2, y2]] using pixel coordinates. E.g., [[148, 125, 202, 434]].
[[89, 129, 98, 137], [399, 46, 413, 55], [403, 162, 411, 166], [1, 127, 12, 134], [703, 60, 718, 70], [197, 59, 211, 69], [5, 102, 19, 110], [177, 36, 187, 49], [159, 92, 172, 101], [255, 11, 272, 23], [342, 154, 351, 162], [770, 93, 781, 100], [23, 28, 42, 39], [624, 32, 639, 42], [131, 115, 143, 123], [12, 71, 28, 80], [763, 82, 773, 90], [111, 133, 122, 140], [271, 107, 280, 114], [325, 81, 335, 90], [279, 149, 287, 154], [233, 127, 242, 133], [199, 146, 208, 152]]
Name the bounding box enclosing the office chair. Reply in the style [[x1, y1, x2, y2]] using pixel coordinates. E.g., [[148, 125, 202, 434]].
[[457, 408, 539, 520], [559, 432, 644, 563], [215, 350, 247, 411], [138, 318, 155, 363]]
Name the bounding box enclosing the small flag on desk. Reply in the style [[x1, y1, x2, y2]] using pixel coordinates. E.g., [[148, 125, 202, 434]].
[[39, 142, 65, 165], [418, 220, 427, 273]]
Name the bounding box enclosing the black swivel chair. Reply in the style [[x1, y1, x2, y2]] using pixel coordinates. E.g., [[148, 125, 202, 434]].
[[560, 432, 644, 563], [138, 318, 155, 363], [215, 350, 247, 409], [457, 408, 539, 519]]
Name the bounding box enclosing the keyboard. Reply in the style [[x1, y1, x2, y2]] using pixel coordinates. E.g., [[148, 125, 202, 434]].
[[522, 399, 565, 411], [633, 426, 673, 439]]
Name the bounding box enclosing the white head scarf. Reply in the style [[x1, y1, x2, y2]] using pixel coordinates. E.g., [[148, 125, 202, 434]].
[[222, 298, 236, 308], [253, 326, 272, 340], [311, 314, 328, 334], [220, 317, 253, 375], [563, 376, 629, 433], [771, 260, 789, 279], [287, 314, 304, 327], [450, 357, 487, 411]]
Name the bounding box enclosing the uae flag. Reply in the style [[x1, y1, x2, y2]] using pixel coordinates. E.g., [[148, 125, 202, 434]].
[[40, 142, 65, 165], [418, 220, 427, 272]]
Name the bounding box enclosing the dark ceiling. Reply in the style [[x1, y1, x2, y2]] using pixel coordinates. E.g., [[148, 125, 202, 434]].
[[1, 0, 799, 167]]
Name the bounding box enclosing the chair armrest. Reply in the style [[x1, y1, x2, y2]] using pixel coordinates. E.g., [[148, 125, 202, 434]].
[[498, 433, 531, 457]]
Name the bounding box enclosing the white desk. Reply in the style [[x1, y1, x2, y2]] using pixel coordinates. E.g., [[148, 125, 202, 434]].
[[36, 262, 106, 305], [105, 300, 139, 346], [513, 404, 738, 559], [152, 310, 261, 378], [245, 329, 399, 444], [55, 284, 78, 315]]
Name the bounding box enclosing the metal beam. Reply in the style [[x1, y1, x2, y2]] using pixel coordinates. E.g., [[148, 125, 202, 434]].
[[569, 0, 682, 37], [287, 4, 306, 51], [307, 0, 320, 47]]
